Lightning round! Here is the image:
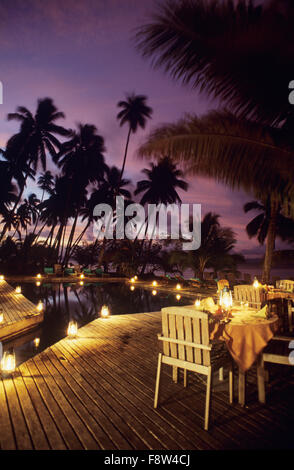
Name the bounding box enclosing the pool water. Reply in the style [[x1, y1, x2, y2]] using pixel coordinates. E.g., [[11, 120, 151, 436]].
[[6, 281, 193, 367]]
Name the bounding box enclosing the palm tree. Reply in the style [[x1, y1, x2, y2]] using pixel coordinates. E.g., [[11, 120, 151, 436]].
[[54, 123, 107, 265], [0, 98, 69, 241], [170, 212, 243, 280], [117, 93, 152, 180], [135, 156, 188, 274], [244, 198, 294, 280], [38, 171, 54, 201], [138, 111, 294, 282], [0, 162, 17, 217], [135, 156, 188, 205], [136, 0, 294, 126], [56, 123, 106, 185]]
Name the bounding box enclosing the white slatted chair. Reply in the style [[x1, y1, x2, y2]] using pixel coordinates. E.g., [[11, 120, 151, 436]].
[[233, 284, 265, 309], [276, 279, 294, 292], [154, 306, 234, 431], [257, 335, 294, 403]]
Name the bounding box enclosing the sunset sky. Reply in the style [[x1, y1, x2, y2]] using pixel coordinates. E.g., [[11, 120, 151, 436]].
[[0, 0, 287, 257]]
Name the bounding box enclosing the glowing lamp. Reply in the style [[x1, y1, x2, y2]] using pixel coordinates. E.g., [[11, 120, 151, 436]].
[[130, 285, 135, 291], [100, 305, 110, 318], [0, 275, 4, 281], [67, 320, 78, 338], [0, 313, 3, 323], [219, 287, 233, 311], [130, 278, 135, 283], [253, 277, 260, 289], [195, 299, 201, 308], [152, 289, 157, 296], [15, 286, 21, 294], [176, 294, 181, 301], [79, 281, 84, 286], [36, 274, 42, 279], [36, 301, 43, 312], [1, 350, 16, 375], [80, 274, 85, 279], [176, 284, 181, 290], [34, 338, 40, 348], [134, 276, 138, 280], [36, 281, 41, 287], [152, 281, 158, 287]]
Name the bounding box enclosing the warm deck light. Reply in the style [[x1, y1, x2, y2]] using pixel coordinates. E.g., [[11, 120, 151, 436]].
[[36, 301, 43, 312], [176, 284, 181, 290], [100, 305, 110, 318], [130, 285, 135, 291], [36, 281, 41, 287], [0, 313, 3, 323], [253, 277, 260, 289], [67, 321, 78, 338], [219, 287, 233, 311], [134, 276, 138, 280], [176, 294, 181, 300], [34, 338, 40, 348], [0, 275, 4, 281], [36, 274, 42, 279], [152, 281, 158, 287], [1, 350, 16, 375], [152, 289, 157, 296], [195, 299, 201, 308], [130, 277, 135, 283], [15, 286, 21, 294], [80, 274, 84, 279], [79, 281, 84, 286]]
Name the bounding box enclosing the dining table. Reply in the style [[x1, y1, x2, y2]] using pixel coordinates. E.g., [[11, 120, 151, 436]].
[[206, 302, 279, 406]]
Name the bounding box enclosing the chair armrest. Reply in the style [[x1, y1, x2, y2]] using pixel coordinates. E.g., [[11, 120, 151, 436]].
[[272, 335, 294, 342], [157, 333, 212, 351]]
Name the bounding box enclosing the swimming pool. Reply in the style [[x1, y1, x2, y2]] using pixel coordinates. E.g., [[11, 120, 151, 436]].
[[6, 281, 193, 366]]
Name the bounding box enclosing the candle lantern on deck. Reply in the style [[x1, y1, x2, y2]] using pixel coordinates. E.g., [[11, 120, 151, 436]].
[[195, 299, 201, 308], [100, 305, 110, 318], [219, 286, 233, 312], [1, 350, 16, 376], [0, 275, 4, 281], [67, 320, 78, 338], [15, 286, 21, 294], [253, 276, 260, 289], [0, 312, 3, 323], [36, 301, 43, 312]]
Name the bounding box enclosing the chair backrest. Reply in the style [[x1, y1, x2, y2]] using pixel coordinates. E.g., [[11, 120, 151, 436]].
[[161, 307, 211, 366], [233, 284, 265, 308], [277, 279, 294, 292], [217, 279, 230, 292]]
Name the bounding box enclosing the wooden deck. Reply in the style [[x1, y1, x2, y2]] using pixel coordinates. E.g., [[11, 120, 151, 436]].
[[0, 281, 44, 342], [0, 311, 294, 450]]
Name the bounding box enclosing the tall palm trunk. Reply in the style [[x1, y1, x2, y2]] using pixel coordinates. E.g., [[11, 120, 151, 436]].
[[119, 126, 132, 182], [262, 197, 279, 284]]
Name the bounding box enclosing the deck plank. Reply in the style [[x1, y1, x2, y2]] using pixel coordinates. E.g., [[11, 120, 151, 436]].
[[0, 281, 43, 341], [0, 310, 294, 449]]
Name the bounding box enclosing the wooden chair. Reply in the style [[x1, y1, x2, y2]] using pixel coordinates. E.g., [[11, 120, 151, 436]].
[[217, 279, 230, 293], [257, 335, 294, 403], [154, 306, 234, 430], [233, 284, 265, 309], [277, 279, 294, 292], [287, 299, 294, 333]]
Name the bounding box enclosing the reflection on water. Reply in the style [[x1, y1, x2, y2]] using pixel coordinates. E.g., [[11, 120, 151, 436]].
[[6, 282, 193, 367]]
